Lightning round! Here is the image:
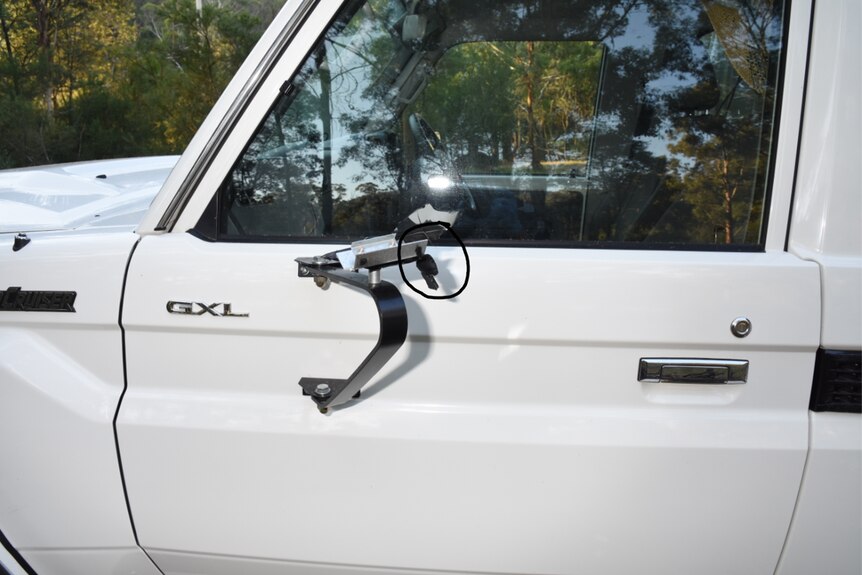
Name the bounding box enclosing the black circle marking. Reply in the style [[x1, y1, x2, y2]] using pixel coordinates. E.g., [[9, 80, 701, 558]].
[[397, 222, 470, 300]]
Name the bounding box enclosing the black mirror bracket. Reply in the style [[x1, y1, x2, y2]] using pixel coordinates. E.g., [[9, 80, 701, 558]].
[[295, 257, 409, 414], [295, 226, 446, 413]]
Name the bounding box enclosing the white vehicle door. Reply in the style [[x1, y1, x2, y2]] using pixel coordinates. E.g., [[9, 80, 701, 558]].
[[118, 1, 820, 573]]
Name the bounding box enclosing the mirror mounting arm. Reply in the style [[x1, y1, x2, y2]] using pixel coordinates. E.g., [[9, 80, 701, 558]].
[[295, 223, 446, 413], [295, 258, 408, 413]]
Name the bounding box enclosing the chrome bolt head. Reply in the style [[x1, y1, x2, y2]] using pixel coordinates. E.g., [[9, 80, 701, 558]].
[[731, 317, 752, 338], [314, 383, 332, 398]]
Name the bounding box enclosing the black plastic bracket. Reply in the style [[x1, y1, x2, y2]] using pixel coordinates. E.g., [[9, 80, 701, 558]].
[[296, 258, 408, 413], [12, 233, 30, 252]]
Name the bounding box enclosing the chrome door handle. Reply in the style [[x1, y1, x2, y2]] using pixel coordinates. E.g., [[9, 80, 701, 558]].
[[638, 358, 748, 384]]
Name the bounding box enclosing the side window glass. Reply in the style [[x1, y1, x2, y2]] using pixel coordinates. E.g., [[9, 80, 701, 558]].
[[200, 0, 786, 249]]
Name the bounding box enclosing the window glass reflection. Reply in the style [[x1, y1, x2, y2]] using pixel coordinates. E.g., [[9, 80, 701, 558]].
[[210, 0, 785, 248]]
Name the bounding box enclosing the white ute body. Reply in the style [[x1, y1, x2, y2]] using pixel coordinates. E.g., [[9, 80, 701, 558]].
[[0, 1, 859, 574]]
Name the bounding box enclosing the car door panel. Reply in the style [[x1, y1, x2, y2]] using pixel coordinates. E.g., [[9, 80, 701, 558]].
[[118, 233, 819, 574], [115, 0, 822, 571]]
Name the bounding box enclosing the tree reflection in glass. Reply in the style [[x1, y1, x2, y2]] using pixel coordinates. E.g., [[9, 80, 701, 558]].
[[214, 0, 785, 249]]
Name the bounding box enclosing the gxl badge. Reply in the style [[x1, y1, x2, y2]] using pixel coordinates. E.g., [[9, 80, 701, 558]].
[[166, 301, 249, 317]]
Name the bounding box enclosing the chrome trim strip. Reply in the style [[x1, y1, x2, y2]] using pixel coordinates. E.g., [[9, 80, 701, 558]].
[[155, 0, 320, 231], [638, 358, 749, 384]]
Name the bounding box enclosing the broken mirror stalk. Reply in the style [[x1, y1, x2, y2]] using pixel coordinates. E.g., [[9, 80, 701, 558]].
[[295, 220, 448, 413]]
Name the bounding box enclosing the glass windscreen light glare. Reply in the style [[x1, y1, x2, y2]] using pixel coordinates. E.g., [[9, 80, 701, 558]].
[[427, 175, 454, 190]]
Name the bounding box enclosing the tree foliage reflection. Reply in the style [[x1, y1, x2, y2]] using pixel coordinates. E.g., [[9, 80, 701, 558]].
[[217, 0, 784, 248]]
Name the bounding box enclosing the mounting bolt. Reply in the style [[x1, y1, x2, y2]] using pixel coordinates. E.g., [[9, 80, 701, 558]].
[[368, 269, 381, 286], [314, 383, 332, 398]]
